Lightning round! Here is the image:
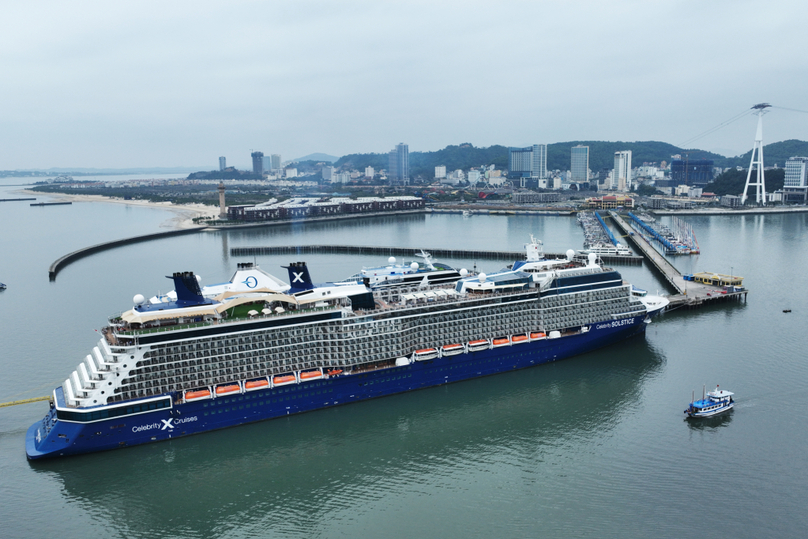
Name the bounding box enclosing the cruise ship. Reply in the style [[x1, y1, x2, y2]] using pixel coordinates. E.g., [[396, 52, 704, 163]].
[[340, 250, 463, 289], [580, 243, 633, 257], [26, 241, 664, 459]]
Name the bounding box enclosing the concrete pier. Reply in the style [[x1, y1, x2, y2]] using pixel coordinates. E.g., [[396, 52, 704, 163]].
[[610, 213, 747, 308]]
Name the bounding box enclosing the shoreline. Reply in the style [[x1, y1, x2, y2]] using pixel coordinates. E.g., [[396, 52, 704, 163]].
[[650, 206, 808, 216], [17, 189, 219, 229]]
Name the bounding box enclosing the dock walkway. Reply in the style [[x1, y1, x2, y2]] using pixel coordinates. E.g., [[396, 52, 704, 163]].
[[610, 213, 747, 309]]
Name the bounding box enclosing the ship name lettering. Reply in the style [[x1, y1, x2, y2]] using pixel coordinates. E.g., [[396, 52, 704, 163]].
[[596, 317, 635, 330], [132, 423, 160, 433]]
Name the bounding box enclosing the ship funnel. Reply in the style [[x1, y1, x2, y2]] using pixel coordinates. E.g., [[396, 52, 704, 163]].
[[168, 271, 209, 307], [284, 262, 314, 293]]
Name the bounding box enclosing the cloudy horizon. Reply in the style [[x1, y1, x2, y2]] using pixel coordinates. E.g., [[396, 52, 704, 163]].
[[2, 0, 807, 170]]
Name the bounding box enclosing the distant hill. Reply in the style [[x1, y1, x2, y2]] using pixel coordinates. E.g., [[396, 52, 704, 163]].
[[720, 139, 808, 168], [705, 168, 785, 196], [335, 143, 509, 179], [292, 153, 339, 163], [547, 141, 724, 172], [333, 141, 727, 178]]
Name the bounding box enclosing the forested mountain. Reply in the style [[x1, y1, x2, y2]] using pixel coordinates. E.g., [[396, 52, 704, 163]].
[[719, 139, 808, 168], [333, 141, 734, 178], [705, 168, 785, 196], [334, 143, 509, 179], [547, 141, 723, 172]]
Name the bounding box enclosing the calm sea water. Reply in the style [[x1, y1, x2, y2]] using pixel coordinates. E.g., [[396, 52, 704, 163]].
[[1, 178, 807, 538]]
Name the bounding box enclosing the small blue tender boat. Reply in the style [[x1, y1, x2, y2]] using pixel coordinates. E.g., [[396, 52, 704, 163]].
[[685, 385, 734, 418]]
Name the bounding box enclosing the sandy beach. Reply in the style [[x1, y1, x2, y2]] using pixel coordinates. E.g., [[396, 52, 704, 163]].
[[18, 189, 220, 229]]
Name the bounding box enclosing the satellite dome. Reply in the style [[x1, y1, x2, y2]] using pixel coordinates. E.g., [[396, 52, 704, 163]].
[[588, 253, 597, 265], [478, 272, 487, 282], [388, 256, 396, 264], [133, 294, 145, 305], [410, 262, 419, 270], [566, 249, 575, 260], [459, 268, 468, 277]]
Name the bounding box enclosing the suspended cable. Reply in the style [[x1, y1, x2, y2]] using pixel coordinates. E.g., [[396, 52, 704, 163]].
[[677, 108, 751, 148], [771, 105, 808, 114]]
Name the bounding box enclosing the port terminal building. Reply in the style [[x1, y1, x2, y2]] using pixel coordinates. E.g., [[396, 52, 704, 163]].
[[685, 272, 744, 288], [585, 195, 635, 209], [227, 196, 424, 222]]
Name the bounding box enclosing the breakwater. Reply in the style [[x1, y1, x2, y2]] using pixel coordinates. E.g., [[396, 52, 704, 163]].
[[46, 210, 428, 281], [48, 208, 640, 282], [652, 206, 808, 216], [429, 207, 574, 216], [48, 228, 201, 281], [231, 245, 644, 265]]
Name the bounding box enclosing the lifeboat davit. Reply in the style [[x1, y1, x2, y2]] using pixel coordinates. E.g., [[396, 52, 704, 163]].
[[530, 332, 546, 341], [245, 378, 269, 391], [300, 369, 323, 381], [413, 348, 438, 361], [492, 337, 510, 348], [511, 334, 528, 344], [273, 374, 297, 386], [215, 384, 240, 396], [185, 389, 211, 402], [441, 344, 464, 357], [468, 339, 490, 352]]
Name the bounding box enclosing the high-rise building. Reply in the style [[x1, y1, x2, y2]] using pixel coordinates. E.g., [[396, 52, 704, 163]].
[[270, 154, 281, 171], [388, 143, 409, 183], [365, 166, 375, 179], [613, 151, 632, 191], [536, 144, 547, 180], [332, 171, 351, 184], [508, 145, 547, 184], [784, 157, 808, 187], [251, 151, 264, 176], [263, 156, 272, 172], [783, 156, 808, 203], [219, 156, 226, 171], [435, 165, 446, 179], [571, 145, 589, 182], [322, 166, 334, 182], [387, 150, 397, 180], [671, 157, 714, 186]]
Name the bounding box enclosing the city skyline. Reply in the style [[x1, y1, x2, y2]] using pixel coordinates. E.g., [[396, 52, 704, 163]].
[[2, 1, 807, 170]]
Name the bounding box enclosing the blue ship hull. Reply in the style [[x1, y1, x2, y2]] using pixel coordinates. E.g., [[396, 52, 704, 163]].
[[27, 316, 646, 459]]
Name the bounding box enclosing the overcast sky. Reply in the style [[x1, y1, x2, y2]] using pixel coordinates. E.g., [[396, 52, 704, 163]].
[[2, 0, 807, 170]]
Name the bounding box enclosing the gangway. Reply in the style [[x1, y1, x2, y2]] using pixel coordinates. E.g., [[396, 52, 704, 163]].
[[595, 212, 620, 247]]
